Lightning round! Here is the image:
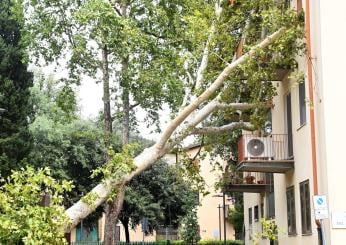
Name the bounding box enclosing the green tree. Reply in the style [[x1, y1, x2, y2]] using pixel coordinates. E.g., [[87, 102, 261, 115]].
[[227, 193, 244, 240], [119, 161, 198, 242], [179, 209, 201, 245], [0, 167, 72, 245], [0, 0, 33, 177], [28, 75, 118, 227]]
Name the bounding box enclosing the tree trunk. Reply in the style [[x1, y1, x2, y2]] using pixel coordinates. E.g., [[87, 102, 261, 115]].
[[104, 57, 130, 245], [101, 42, 120, 245], [120, 218, 130, 243], [102, 44, 112, 149], [121, 57, 130, 145], [104, 186, 125, 245]]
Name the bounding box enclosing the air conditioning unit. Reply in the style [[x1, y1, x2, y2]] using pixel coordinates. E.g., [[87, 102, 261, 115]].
[[244, 136, 274, 160]]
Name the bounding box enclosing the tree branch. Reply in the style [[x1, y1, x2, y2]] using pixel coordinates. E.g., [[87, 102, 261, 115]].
[[108, 0, 123, 16], [191, 122, 254, 135], [156, 27, 287, 150]]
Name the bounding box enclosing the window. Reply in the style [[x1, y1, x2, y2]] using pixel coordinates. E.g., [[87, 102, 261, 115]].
[[254, 205, 259, 222], [300, 180, 312, 234], [286, 93, 293, 157], [249, 208, 253, 225], [299, 81, 307, 126], [266, 173, 275, 219], [286, 186, 297, 235]]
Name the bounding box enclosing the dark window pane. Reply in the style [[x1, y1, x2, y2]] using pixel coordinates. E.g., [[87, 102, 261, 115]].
[[299, 81, 307, 126], [249, 208, 253, 224], [286, 93, 293, 157], [286, 186, 296, 235], [300, 180, 312, 234], [254, 205, 259, 222]]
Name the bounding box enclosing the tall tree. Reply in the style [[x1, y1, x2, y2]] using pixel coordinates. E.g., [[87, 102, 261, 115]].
[[25, 0, 206, 242], [0, 0, 33, 177]]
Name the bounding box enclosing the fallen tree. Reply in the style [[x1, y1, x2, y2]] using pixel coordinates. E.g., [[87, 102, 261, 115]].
[[65, 25, 292, 231]]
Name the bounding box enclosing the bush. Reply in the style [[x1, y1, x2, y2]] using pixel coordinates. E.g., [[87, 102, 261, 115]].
[[0, 167, 73, 245]]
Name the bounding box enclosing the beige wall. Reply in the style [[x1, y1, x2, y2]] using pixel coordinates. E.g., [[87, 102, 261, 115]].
[[313, 0, 346, 244], [168, 148, 235, 241]]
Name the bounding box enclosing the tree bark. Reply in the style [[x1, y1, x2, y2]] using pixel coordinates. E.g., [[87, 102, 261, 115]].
[[101, 42, 120, 245], [121, 57, 130, 145], [191, 122, 254, 135], [104, 57, 130, 245], [104, 186, 125, 245], [102, 44, 112, 149]]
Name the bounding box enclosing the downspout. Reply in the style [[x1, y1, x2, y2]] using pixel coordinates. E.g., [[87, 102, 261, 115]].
[[305, 0, 323, 241], [305, 0, 318, 197]]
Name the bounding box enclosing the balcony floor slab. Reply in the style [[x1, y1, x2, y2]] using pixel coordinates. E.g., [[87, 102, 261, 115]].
[[226, 184, 269, 193], [237, 160, 294, 173]]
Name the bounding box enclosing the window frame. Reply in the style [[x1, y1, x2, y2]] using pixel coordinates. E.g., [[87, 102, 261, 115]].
[[300, 180, 312, 235], [249, 207, 253, 225], [286, 186, 297, 235]]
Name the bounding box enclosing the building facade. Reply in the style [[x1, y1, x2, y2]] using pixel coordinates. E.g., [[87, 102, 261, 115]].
[[234, 0, 346, 245]]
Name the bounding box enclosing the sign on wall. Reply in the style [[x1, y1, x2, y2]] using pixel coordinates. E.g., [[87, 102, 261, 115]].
[[313, 195, 329, 220], [332, 212, 346, 229]]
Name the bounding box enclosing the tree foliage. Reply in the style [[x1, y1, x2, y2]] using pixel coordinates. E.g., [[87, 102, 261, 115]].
[[0, 0, 33, 177], [179, 209, 201, 245], [28, 76, 110, 207], [24, 0, 207, 126], [0, 167, 72, 245]]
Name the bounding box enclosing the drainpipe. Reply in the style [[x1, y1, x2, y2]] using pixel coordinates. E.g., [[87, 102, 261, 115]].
[[305, 0, 323, 242], [305, 0, 318, 197]]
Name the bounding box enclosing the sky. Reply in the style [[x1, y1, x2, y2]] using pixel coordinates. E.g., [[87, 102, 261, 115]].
[[77, 76, 169, 141]]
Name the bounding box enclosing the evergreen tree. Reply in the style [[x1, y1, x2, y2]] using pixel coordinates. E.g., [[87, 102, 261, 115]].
[[0, 0, 33, 176]]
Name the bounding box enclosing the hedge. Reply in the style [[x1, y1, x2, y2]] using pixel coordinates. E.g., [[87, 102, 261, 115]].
[[72, 240, 244, 245]]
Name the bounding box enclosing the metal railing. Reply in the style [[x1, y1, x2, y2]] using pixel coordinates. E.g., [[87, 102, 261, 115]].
[[238, 134, 292, 162], [229, 172, 267, 185]]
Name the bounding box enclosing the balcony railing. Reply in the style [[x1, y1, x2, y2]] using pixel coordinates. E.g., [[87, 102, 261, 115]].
[[225, 172, 271, 193], [237, 134, 294, 173]]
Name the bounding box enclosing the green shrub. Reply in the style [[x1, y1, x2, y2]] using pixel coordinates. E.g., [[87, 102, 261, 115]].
[[0, 167, 73, 245], [198, 240, 244, 245]]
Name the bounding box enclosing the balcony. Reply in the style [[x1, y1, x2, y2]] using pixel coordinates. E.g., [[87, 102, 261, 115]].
[[225, 172, 271, 193], [237, 134, 294, 173]]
